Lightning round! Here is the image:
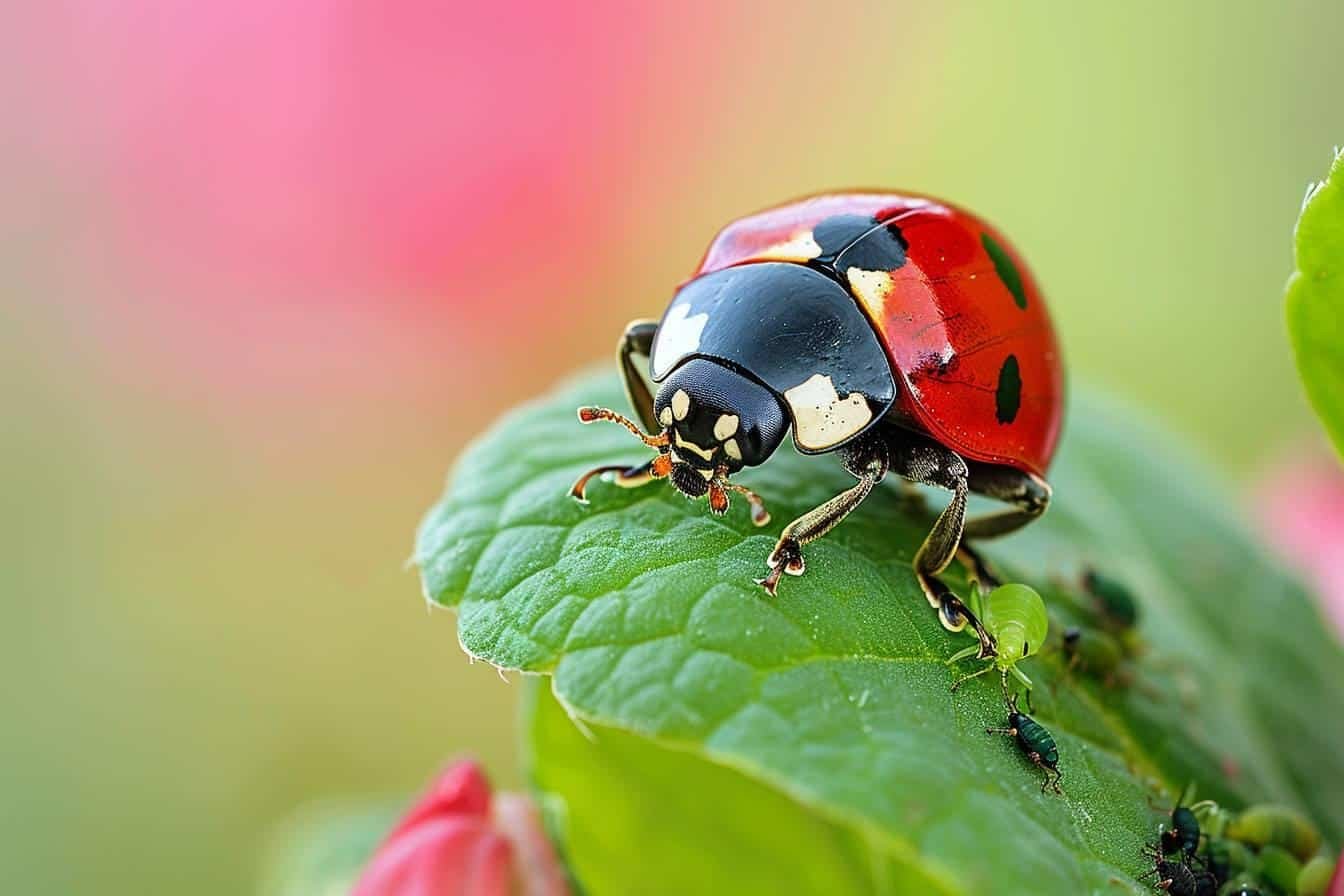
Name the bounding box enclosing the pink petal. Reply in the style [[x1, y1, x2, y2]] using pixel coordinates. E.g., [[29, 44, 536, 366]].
[[353, 817, 512, 896], [494, 792, 569, 896], [387, 761, 493, 842], [1330, 847, 1344, 896], [1255, 452, 1344, 635]]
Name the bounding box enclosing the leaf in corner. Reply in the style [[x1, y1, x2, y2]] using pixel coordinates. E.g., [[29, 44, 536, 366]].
[[1287, 146, 1344, 458]]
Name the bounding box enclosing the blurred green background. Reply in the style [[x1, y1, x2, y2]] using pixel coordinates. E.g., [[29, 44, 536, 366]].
[[2, 2, 1339, 893]]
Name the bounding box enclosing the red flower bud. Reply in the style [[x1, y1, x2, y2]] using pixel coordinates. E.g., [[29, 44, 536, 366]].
[[352, 761, 568, 896]]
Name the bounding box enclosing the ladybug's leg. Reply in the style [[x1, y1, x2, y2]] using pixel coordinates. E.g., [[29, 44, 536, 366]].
[[569, 322, 667, 504], [569, 457, 668, 503], [885, 436, 996, 657], [962, 465, 1051, 540], [956, 544, 1002, 591], [617, 319, 661, 432], [756, 433, 889, 596]]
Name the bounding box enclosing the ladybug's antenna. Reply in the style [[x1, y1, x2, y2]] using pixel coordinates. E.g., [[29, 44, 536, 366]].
[[576, 407, 670, 449]]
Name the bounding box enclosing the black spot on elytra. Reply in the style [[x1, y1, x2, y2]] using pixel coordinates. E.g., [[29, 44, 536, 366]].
[[813, 214, 908, 275], [981, 232, 1028, 309], [996, 354, 1022, 424]]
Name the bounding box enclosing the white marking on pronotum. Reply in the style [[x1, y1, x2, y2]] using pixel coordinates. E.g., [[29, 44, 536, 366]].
[[713, 414, 739, 440], [651, 303, 708, 378], [783, 374, 873, 450], [659, 407, 674, 427], [671, 389, 691, 421], [722, 438, 742, 461]]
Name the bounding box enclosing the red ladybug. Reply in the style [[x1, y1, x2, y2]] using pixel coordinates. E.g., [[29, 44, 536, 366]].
[[570, 192, 1063, 657]]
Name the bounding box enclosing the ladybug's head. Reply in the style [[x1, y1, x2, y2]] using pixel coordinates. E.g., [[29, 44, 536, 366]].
[[654, 358, 787, 479], [572, 357, 786, 524]]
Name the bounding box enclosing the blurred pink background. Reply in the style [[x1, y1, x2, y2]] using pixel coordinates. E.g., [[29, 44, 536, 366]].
[[3, 2, 1342, 893]]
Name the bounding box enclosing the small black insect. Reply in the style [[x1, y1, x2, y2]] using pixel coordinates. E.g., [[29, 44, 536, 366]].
[[1190, 868, 1217, 896], [1141, 844, 1199, 895], [986, 693, 1062, 793]]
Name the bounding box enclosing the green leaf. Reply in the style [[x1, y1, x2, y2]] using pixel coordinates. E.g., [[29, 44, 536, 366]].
[[525, 681, 950, 896], [1287, 146, 1344, 457], [417, 372, 1344, 894]]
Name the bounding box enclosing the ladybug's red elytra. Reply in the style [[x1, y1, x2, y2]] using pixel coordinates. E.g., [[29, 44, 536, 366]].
[[570, 192, 1064, 657]]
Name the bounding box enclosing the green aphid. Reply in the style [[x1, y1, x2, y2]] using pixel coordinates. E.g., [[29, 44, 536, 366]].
[[949, 583, 1048, 700], [1216, 884, 1264, 896], [986, 692, 1062, 794], [1298, 855, 1336, 896], [1195, 801, 1235, 840], [1255, 844, 1301, 894], [1225, 804, 1322, 862]]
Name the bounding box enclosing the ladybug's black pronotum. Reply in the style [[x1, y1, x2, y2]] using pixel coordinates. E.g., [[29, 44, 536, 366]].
[[569, 193, 1064, 657]]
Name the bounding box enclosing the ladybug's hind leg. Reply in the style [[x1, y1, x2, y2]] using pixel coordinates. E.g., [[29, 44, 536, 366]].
[[947, 466, 1050, 594], [962, 464, 1051, 540], [617, 319, 661, 432], [956, 543, 1002, 591]]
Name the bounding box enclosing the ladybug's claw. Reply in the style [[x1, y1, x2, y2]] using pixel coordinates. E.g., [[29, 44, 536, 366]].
[[756, 538, 805, 595]]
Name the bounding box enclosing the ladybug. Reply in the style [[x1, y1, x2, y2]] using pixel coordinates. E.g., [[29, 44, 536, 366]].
[[569, 192, 1063, 656]]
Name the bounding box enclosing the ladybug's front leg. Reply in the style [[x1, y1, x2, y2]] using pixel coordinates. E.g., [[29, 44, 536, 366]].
[[757, 433, 889, 595], [568, 320, 669, 504], [616, 319, 661, 433], [569, 456, 669, 503]]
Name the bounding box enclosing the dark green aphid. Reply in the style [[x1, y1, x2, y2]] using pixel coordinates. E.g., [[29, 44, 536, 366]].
[[1225, 804, 1322, 862], [1061, 625, 1125, 684], [986, 693, 1062, 794], [1159, 786, 1209, 860], [1163, 805, 1201, 857], [1298, 855, 1336, 896], [1081, 567, 1140, 629], [950, 583, 1048, 700]]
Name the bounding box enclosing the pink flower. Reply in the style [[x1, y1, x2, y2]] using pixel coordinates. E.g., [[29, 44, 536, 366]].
[[1256, 451, 1344, 636], [353, 761, 569, 896], [1331, 849, 1344, 896]]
